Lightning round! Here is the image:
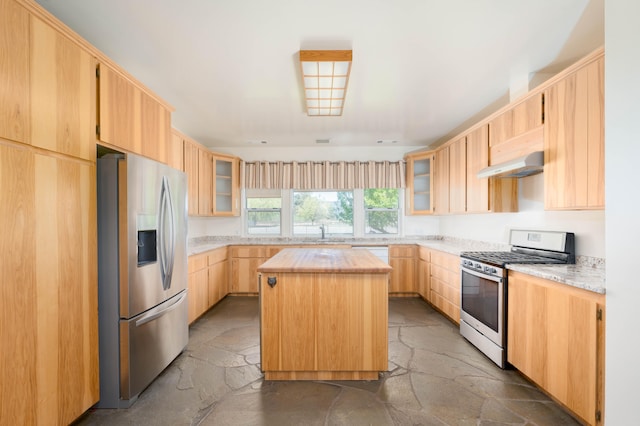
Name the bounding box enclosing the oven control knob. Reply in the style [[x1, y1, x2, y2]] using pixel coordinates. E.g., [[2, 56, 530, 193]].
[[475, 263, 482, 270]]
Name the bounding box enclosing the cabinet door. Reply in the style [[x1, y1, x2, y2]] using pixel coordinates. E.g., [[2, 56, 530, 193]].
[[0, 0, 30, 144], [198, 149, 213, 215], [98, 64, 142, 154], [231, 257, 263, 293], [449, 137, 466, 213], [1, 144, 99, 424], [187, 267, 208, 324], [183, 139, 199, 215], [545, 57, 604, 210], [260, 273, 316, 372], [507, 272, 603, 425], [208, 260, 228, 307], [434, 146, 450, 214], [167, 130, 184, 171], [213, 156, 239, 216], [389, 257, 416, 293], [418, 258, 430, 301], [140, 91, 170, 163], [466, 125, 489, 213], [405, 152, 434, 215], [30, 16, 96, 160]]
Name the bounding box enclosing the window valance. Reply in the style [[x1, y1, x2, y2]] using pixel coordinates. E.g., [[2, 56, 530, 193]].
[[242, 160, 406, 190]]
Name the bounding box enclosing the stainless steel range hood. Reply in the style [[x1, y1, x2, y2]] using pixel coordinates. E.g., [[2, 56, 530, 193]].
[[477, 151, 544, 179]]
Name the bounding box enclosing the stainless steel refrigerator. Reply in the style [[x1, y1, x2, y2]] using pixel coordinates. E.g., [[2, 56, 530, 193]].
[[97, 153, 188, 408]]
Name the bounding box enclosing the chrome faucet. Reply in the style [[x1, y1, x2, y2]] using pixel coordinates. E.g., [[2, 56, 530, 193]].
[[319, 224, 326, 239]]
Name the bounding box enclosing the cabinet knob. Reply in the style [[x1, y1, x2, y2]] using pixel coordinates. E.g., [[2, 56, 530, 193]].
[[267, 277, 277, 288]]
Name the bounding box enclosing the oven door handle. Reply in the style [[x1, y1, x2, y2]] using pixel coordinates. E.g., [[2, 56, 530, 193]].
[[461, 267, 503, 283]]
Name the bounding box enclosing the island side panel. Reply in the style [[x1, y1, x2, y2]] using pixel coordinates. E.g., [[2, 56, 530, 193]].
[[316, 273, 388, 372]]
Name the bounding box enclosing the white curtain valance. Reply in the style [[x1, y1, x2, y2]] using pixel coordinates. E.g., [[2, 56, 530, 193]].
[[242, 160, 406, 190]]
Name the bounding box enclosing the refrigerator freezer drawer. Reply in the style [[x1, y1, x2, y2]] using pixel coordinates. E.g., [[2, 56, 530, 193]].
[[119, 291, 188, 402]]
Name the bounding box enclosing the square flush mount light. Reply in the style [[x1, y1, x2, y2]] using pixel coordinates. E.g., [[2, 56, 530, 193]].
[[299, 50, 352, 116]]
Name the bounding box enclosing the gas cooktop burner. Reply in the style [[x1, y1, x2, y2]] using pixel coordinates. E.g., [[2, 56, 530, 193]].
[[460, 251, 567, 267]]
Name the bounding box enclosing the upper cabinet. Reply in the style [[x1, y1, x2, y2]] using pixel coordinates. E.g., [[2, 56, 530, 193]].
[[544, 54, 604, 210], [97, 63, 171, 163], [0, 0, 30, 144], [178, 129, 240, 217], [30, 15, 96, 161], [433, 145, 450, 214], [214, 154, 240, 216], [405, 151, 434, 215]]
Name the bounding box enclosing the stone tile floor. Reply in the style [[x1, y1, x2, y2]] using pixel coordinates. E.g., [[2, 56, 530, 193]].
[[76, 297, 580, 425]]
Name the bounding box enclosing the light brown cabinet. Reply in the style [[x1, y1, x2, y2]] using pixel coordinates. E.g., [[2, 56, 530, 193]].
[[30, 15, 97, 161], [405, 151, 434, 215], [208, 249, 228, 307], [507, 271, 605, 425], [448, 137, 467, 213], [544, 55, 604, 210], [230, 246, 267, 294], [213, 154, 240, 216], [198, 149, 214, 215], [0, 143, 99, 425], [433, 146, 450, 214], [417, 246, 430, 301], [389, 245, 417, 294], [183, 137, 200, 215], [0, 0, 30, 144], [97, 63, 171, 163], [429, 249, 460, 324], [489, 94, 543, 148], [187, 253, 209, 324], [167, 129, 185, 171], [187, 247, 229, 324]]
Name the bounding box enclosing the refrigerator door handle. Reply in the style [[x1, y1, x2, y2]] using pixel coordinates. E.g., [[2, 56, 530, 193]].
[[135, 292, 186, 327], [158, 176, 176, 291]]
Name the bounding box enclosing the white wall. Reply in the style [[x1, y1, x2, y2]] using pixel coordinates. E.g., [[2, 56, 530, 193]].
[[439, 174, 605, 257], [604, 0, 640, 422]]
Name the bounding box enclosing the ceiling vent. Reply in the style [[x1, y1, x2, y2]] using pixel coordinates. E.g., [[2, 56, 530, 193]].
[[315, 139, 331, 144]]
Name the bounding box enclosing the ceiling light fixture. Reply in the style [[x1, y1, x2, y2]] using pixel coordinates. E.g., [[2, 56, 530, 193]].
[[300, 50, 352, 116]]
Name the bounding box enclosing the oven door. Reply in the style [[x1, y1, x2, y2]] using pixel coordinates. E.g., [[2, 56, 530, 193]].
[[460, 266, 504, 347]]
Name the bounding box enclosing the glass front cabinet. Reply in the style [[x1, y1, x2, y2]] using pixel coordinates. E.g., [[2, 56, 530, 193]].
[[405, 151, 435, 215], [213, 154, 240, 216]]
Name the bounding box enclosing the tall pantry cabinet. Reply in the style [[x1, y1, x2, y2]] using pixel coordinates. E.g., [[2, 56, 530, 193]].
[[1, 0, 99, 424]]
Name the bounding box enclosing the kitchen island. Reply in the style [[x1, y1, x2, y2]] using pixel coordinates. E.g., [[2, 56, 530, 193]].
[[257, 248, 392, 380]]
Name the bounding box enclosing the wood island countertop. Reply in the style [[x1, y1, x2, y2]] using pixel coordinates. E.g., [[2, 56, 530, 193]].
[[257, 248, 392, 274]]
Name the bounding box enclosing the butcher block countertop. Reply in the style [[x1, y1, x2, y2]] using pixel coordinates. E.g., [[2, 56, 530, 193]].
[[257, 248, 393, 274]]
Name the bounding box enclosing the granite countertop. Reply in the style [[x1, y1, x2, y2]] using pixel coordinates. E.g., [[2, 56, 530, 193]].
[[188, 235, 606, 294]]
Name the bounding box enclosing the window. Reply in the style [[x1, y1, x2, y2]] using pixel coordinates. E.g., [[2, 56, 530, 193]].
[[364, 188, 399, 235], [293, 191, 353, 236], [246, 195, 281, 235]]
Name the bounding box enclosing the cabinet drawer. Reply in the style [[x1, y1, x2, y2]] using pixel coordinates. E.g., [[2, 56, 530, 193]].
[[188, 253, 208, 273], [230, 246, 266, 258], [389, 245, 416, 258], [208, 247, 228, 264], [430, 250, 459, 271]]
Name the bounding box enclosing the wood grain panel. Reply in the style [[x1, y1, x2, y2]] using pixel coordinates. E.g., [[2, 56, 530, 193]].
[[389, 257, 416, 293], [389, 244, 416, 258], [259, 272, 281, 371], [230, 245, 267, 258], [187, 267, 208, 323], [30, 16, 96, 160], [488, 109, 513, 147], [544, 54, 605, 210], [98, 64, 142, 154], [183, 138, 199, 215], [448, 137, 466, 213], [466, 125, 489, 213], [0, 143, 37, 425], [140, 91, 170, 164], [208, 259, 227, 307], [428, 249, 460, 324], [278, 273, 316, 371], [513, 93, 543, 135], [258, 248, 392, 274], [489, 126, 543, 166], [198, 149, 213, 215], [168, 129, 184, 171], [586, 57, 605, 208], [0, 0, 30, 144], [507, 272, 604, 425], [433, 146, 450, 214], [231, 257, 263, 293]]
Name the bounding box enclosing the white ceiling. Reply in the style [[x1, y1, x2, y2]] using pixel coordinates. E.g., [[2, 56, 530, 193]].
[[36, 0, 603, 149]]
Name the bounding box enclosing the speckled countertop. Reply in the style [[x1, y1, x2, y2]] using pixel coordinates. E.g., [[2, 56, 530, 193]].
[[188, 235, 606, 294]]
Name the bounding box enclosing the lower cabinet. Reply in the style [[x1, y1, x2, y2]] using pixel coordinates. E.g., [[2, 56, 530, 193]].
[[507, 271, 605, 425], [389, 245, 417, 294], [0, 143, 99, 424], [187, 246, 229, 324], [230, 246, 268, 294], [429, 249, 460, 323], [417, 246, 430, 301]]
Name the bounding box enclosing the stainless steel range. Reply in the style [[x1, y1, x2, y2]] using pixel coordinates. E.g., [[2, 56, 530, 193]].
[[459, 230, 575, 368]]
